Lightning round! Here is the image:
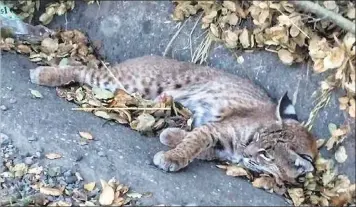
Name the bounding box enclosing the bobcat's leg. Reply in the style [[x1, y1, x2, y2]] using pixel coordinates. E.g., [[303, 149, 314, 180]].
[[159, 128, 187, 148], [196, 148, 217, 161], [160, 128, 218, 160], [153, 125, 217, 172]]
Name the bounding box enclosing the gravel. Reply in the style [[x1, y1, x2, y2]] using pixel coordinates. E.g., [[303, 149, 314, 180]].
[[0, 105, 8, 111]]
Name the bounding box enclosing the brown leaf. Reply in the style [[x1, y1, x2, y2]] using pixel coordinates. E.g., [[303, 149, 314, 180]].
[[45, 153, 62, 160], [223, 1, 236, 12], [17, 44, 32, 54], [99, 179, 115, 205], [252, 176, 275, 190], [287, 188, 305, 206], [79, 131, 94, 140], [210, 23, 220, 38], [323, 47, 345, 70], [40, 186, 64, 196], [239, 28, 250, 48], [278, 49, 294, 65], [131, 113, 156, 132], [41, 38, 58, 54], [290, 25, 300, 37], [225, 165, 252, 179], [28, 166, 43, 174]]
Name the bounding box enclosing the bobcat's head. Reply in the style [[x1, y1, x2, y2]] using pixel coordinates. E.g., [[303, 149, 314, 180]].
[[242, 92, 318, 185]]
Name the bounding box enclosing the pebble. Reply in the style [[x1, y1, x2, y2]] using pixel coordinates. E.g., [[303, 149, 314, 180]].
[[75, 154, 83, 162], [0, 105, 8, 111], [63, 170, 73, 177], [47, 196, 55, 202], [9, 98, 17, 104], [24, 157, 34, 165], [35, 151, 43, 158], [27, 136, 38, 141], [65, 176, 77, 184], [88, 188, 100, 198], [47, 167, 61, 177], [0, 133, 11, 146], [98, 151, 105, 157]]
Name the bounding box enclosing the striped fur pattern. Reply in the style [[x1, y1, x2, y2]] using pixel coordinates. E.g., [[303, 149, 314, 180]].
[[30, 55, 317, 184]]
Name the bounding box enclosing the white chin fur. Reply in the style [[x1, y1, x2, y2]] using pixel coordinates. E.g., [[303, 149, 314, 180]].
[[29, 69, 40, 84]]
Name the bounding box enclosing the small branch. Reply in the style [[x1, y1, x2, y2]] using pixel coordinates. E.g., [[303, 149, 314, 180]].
[[290, 1, 355, 35], [72, 107, 171, 111]]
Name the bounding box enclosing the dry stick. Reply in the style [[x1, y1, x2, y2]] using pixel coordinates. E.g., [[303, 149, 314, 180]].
[[163, 18, 189, 57], [72, 107, 171, 111], [189, 13, 204, 60], [290, 1, 355, 35]]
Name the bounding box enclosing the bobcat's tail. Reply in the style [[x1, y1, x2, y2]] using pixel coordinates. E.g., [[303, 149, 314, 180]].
[[29, 65, 121, 92]]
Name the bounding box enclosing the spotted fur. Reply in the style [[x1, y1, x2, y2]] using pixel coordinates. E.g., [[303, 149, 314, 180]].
[[30, 55, 317, 184]]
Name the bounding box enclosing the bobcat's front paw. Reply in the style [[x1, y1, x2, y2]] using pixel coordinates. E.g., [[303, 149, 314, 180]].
[[159, 128, 187, 148], [153, 151, 188, 172]]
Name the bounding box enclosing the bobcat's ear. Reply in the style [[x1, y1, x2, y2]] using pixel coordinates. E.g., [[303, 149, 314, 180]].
[[276, 92, 298, 122]]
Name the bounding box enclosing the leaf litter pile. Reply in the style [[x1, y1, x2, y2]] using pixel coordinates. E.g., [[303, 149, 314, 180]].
[[1, 0, 355, 206]]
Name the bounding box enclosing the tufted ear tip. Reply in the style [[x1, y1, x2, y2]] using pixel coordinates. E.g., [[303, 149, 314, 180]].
[[276, 92, 298, 122]]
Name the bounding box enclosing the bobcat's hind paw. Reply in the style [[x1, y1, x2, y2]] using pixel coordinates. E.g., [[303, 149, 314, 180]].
[[153, 151, 188, 172]]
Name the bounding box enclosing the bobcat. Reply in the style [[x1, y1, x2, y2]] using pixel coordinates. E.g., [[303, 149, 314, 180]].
[[30, 55, 317, 185]]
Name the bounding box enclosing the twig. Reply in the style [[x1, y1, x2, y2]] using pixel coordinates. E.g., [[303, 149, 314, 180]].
[[191, 32, 213, 64], [64, 13, 68, 31], [292, 78, 301, 105], [100, 60, 128, 93], [189, 13, 204, 60], [72, 107, 171, 111], [275, 7, 310, 39], [290, 1, 355, 35], [163, 18, 189, 57]]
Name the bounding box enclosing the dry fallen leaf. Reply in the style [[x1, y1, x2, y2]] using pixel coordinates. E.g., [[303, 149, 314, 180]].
[[335, 146, 348, 163], [131, 113, 156, 132], [252, 176, 276, 190], [126, 192, 143, 199], [45, 153, 62, 160], [40, 186, 64, 196], [79, 131, 94, 140], [225, 165, 252, 179], [30, 89, 43, 98], [99, 179, 115, 205], [28, 166, 43, 174], [278, 49, 294, 65], [92, 87, 114, 100], [287, 188, 305, 206], [239, 28, 250, 48]]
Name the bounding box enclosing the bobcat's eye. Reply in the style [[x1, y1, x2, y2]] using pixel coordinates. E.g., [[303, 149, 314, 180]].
[[299, 154, 313, 163], [258, 149, 273, 161]]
